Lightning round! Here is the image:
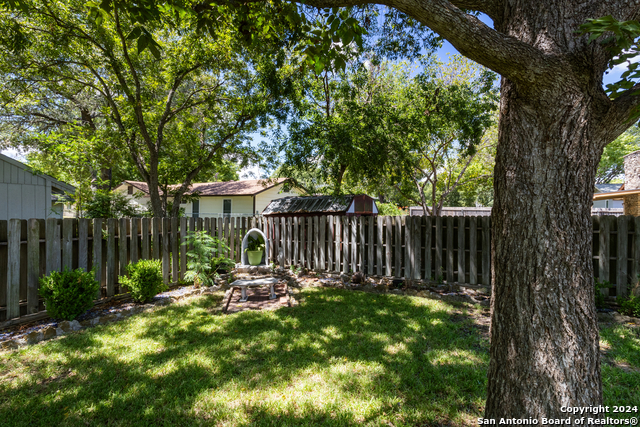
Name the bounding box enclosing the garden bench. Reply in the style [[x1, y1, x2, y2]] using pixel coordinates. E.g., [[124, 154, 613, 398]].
[[230, 278, 279, 302]]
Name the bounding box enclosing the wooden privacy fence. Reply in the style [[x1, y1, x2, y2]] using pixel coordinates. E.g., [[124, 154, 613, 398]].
[[260, 215, 491, 287], [1, 214, 637, 324], [0, 216, 255, 323]]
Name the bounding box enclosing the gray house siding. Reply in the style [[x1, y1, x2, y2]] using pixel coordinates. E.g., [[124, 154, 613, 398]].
[[0, 153, 74, 220]]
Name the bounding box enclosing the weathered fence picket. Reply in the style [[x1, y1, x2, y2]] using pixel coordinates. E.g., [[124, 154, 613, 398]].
[[106, 219, 116, 297], [27, 219, 40, 314], [469, 217, 477, 285], [4, 214, 639, 325], [162, 218, 170, 284]]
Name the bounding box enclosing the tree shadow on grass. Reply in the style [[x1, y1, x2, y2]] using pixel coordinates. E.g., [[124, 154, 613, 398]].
[[0, 289, 489, 427]]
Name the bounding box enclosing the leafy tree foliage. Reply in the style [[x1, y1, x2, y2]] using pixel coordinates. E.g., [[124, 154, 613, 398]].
[[0, 0, 290, 217], [595, 127, 640, 184], [271, 56, 497, 216], [385, 58, 497, 216]]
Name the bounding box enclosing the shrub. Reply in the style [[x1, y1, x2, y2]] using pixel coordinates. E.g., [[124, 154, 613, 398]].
[[618, 295, 640, 317], [594, 279, 609, 309], [119, 260, 167, 303], [183, 231, 232, 287], [211, 256, 235, 274], [377, 202, 407, 216], [39, 269, 100, 320]]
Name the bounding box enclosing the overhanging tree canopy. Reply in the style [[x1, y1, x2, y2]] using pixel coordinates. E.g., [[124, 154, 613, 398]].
[[3, 0, 640, 422], [0, 0, 294, 217]]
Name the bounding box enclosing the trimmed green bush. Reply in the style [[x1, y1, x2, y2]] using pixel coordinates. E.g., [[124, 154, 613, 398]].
[[119, 259, 167, 303], [39, 269, 100, 321], [618, 295, 640, 317]]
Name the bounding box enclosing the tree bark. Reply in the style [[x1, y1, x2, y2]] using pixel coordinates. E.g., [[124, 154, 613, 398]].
[[289, 0, 640, 422], [486, 74, 604, 420]]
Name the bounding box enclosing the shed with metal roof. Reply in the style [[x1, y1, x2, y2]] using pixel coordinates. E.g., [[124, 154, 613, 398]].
[[262, 195, 378, 217], [1, 152, 75, 220]]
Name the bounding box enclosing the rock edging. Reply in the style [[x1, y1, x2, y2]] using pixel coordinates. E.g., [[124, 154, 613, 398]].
[[1, 285, 221, 352]]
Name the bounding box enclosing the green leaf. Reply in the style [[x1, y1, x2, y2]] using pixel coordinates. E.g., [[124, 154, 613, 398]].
[[137, 33, 149, 53], [127, 27, 142, 41]]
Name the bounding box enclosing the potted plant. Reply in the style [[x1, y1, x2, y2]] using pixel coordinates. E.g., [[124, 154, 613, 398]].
[[245, 234, 265, 266]]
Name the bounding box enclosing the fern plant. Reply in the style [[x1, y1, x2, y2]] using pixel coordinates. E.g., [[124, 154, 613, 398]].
[[182, 231, 232, 288]]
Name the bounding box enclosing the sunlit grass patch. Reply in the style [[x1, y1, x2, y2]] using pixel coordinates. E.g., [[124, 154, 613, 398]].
[[3, 288, 636, 426]]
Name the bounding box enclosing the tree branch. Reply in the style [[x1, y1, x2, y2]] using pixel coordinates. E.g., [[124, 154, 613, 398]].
[[113, 7, 155, 151], [303, 0, 551, 84], [598, 82, 640, 145]]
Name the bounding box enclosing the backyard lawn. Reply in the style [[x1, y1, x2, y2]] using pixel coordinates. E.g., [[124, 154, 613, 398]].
[[1, 288, 638, 427]]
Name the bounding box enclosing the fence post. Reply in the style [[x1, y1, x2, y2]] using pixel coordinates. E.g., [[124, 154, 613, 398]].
[[618, 216, 629, 297], [171, 217, 179, 284], [435, 216, 442, 281], [152, 218, 161, 260], [342, 217, 349, 274], [141, 218, 149, 260], [599, 215, 610, 291], [229, 217, 236, 262], [307, 217, 313, 269], [482, 216, 491, 287], [93, 219, 103, 298], [293, 217, 299, 267], [27, 218, 40, 314], [424, 216, 432, 280], [385, 217, 392, 276], [404, 216, 412, 279], [286, 217, 292, 266], [394, 216, 402, 277], [180, 217, 188, 280], [359, 216, 365, 273], [458, 217, 466, 284], [634, 217, 640, 288], [350, 216, 357, 273], [106, 219, 116, 297], [313, 216, 320, 271], [62, 218, 74, 271], [413, 216, 421, 280], [319, 216, 326, 271], [162, 218, 170, 285], [45, 218, 60, 275], [446, 216, 454, 284], [78, 218, 89, 271], [376, 216, 383, 276], [130, 218, 139, 265], [469, 216, 477, 285], [119, 218, 128, 282], [335, 216, 341, 272], [7, 219, 21, 320]]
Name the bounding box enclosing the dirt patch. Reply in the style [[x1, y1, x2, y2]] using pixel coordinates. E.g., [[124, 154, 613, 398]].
[[225, 284, 291, 314]]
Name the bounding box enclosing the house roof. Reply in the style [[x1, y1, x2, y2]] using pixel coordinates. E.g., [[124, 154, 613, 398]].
[[593, 188, 640, 201], [0, 152, 75, 193], [122, 178, 288, 197], [595, 183, 623, 193]]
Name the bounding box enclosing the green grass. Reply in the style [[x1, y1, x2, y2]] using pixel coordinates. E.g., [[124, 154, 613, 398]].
[[0, 288, 638, 427]]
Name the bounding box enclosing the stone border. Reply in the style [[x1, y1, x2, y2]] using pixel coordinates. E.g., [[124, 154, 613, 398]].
[[5, 270, 636, 352], [0, 285, 222, 352]]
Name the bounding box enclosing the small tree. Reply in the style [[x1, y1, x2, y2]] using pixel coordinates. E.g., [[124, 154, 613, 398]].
[[183, 231, 233, 288]]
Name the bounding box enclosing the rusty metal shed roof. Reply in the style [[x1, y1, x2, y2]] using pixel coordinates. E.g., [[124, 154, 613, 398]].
[[262, 195, 359, 216]]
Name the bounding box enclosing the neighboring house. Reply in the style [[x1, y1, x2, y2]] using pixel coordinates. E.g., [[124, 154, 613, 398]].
[[114, 178, 300, 217], [262, 195, 378, 217], [0, 152, 75, 220], [593, 183, 624, 209], [409, 206, 493, 216]]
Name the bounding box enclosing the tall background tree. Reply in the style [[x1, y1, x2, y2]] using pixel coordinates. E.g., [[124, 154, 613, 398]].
[[271, 55, 497, 216], [0, 0, 292, 217], [3, 0, 640, 421]]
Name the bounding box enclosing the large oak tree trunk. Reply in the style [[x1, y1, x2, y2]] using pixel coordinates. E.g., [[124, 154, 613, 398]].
[[486, 71, 604, 419]]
